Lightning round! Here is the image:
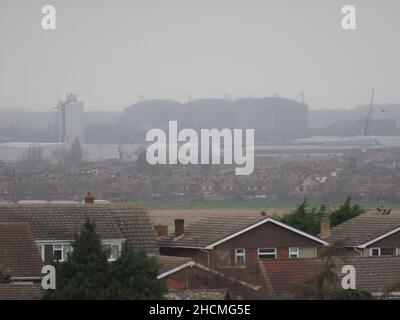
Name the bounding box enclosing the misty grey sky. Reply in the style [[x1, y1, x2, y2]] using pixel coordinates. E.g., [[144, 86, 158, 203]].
[[0, 0, 399, 111]]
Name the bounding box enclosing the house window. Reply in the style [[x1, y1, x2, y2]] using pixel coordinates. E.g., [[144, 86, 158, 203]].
[[289, 247, 299, 258], [298, 247, 317, 258], [64, 245, 73, 260], [53, 245, 63, 261], [218, 249, 232, 267], [103, 244, 120, 261], [258, 248, 277, 259], [381, 248, 397, 256], [371, 248, 396, 256], [235, 249, 246, 267], [49, 244, 73, 262], [371, 248, 380, 256], [218, 248, 246, 267], [38, 246, 43, 259]]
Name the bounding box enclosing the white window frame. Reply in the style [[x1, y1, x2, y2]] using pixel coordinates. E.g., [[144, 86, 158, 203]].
[[289, 247, 300, 258], [370, 248, 380, 256], [258, 248, 277, 259], [218, 248, 232, 268], [63, 244, 73, 260], [37, 241, 123, 262], [38, 245, 44, 261], [103, 242, 122, 262], [53, 244, 63, 261], [234, 248, 246, 268], [371, 247, 397, 257], [37, 242, 72, 262]]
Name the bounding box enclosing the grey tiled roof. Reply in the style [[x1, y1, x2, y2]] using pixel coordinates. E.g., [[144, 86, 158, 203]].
[[158, 215, 265, 248], [0, 204, 158, 253], [0, 222, 43, 278], [325, 213, 400, 247], [108, 205, 158, 253]]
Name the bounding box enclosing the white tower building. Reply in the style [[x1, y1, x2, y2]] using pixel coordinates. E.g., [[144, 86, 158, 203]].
[[58, 93, 85, 145]]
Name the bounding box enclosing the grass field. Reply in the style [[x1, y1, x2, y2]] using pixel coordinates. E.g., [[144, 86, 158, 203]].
[[148, 200, 400, 228], [148, 199, 296, 209], [148, 199, 400, 210], [149, 208, 290, 228]]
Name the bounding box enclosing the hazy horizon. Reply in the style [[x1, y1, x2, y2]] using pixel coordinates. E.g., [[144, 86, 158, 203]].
[[1, 0, 399, 111]]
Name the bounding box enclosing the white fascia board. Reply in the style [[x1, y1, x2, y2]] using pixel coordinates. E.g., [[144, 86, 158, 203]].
[[157, 261, 195, 279], [35, 239, 126, 245], [161, 245, 204, 249], [358, 227, 400, 249]]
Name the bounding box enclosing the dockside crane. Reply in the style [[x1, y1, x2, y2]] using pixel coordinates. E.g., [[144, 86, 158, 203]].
[[363, 89, 375, 136]]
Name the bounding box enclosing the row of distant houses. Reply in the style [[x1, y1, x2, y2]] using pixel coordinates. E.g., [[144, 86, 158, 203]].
[[0, 194, 400, 299]]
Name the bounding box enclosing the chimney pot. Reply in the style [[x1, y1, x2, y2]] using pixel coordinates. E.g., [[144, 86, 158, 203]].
[[174, 219, 184, 237], [84, 192, 95, 204], [320, 216, 331, 238]]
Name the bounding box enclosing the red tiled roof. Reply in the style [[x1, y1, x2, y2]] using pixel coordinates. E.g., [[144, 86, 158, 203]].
[[260, 256, 400, 298], [153, 255, 193, 275], [0, 284, 42, 300], [166, 289, 228, 300], [0, 222, 43, 279], [259, 258, 322, 297]]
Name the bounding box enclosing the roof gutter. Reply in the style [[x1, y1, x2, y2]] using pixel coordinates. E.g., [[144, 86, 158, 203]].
[[159, 245, 205, 250], [201, 248, 210, 267], [36, 239, 126, 244], [353, 247, 363, 256]]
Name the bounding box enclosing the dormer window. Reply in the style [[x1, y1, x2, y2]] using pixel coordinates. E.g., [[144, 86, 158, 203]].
[[38, 242, 122, 262], [36, 243, 74, 262], [103, 244, 121, 261], [53, 245, 63, 261]]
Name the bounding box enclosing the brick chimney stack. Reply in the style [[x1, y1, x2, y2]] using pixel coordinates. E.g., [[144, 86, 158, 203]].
[[174, 219, 184, 237], [84, 192, 95, 204], [320, 216, 331, 238]]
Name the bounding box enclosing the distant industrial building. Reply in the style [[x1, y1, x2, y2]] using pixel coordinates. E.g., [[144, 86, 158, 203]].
[[309, 103, 400, 136], [124, 97, 309, 142], [57, 93, 85, 144], [0, 94, 140, 163], [2, 94, 400, 163], [0, 142, 63, 162]]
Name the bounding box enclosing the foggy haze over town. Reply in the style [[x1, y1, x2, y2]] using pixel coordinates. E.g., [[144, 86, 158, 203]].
[[1, 0, 400, 304], [1, 0, 399, 111]]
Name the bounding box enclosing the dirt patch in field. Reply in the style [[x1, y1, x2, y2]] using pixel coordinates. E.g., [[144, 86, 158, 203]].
[[150, 208, 292, 229]]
